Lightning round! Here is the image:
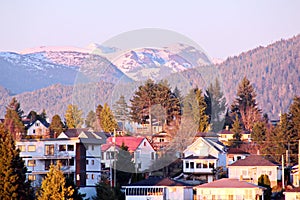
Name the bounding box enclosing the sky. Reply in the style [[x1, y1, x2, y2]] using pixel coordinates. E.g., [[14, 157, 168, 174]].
[[0, 0, 299, 59]]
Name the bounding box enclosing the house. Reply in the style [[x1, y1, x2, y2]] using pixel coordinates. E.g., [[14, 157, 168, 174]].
[[101, 143, 120, 169], [26, 118, 50, 137], [106, 136, 156, 172], [182, 136, 227, 183], [151, 132, 172, 151], [16, 129, 107, 199], [195, 178, 266, 200], [291, 165, 300, 187], [123, 176, 194, 200], [284, 187, 300, 200], [228, 154, 279, 188], [226, 148, 250, 166]]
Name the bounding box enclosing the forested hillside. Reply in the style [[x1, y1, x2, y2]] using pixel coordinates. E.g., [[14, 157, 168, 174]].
[[218, 34, 300, 119]]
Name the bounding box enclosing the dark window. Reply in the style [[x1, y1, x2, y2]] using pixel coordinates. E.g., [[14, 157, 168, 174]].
[[196, 163, 202, 168], [67, 145, 74, 151], [59, 145, 66, 151], [190, 162, 194, 169], [69, 158, 74, 166], [185, 162, 189, 168]]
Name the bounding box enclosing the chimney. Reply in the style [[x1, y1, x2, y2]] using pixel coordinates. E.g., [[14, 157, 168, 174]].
[[257, 150, 260, 155], [225, 125, 229, 130]]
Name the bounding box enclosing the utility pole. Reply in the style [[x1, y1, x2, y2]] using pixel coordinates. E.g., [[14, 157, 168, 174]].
[[298, 140, 300, 186], [113, 128, 116, 188], [282, 154, 285, 189]]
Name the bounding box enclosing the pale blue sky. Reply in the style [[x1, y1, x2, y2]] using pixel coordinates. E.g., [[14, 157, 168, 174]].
[[0, 0, 299, 59]]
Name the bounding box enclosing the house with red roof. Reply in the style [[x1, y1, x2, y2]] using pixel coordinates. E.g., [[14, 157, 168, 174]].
[[228, 154, 279, 188], [195, 178, 266, 200], [105, 136, 156, 172]]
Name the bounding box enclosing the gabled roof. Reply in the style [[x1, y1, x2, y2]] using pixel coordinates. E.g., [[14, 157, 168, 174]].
[[184, 136, 226, 154], [106, 136, 147, 152], [196, 178, 266, 189], [125, 176, 192, 187], [285, 187, 300, 192], [229, 155, 277, 167], [63, 128, 89, 138], [26, 118, 50, 129], [101, 143, 120, 151], [183, 155, 217, 160]]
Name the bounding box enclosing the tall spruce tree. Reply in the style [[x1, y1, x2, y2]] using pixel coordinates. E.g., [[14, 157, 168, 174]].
[[113, 95, 129, 133], [4, 98, 25, 140], [64, 104, 83, 129], [95, 104, 103, 131], [130, 79, 180, 135], [205, 78, 227, 132], [85, 110, 96, 129], [36, 163, 74, 200], [0, 124, 33, 200], [229, 115, 242, 148], [100, 103, 118, 133], [49, 115, 65, 138], [231, 77, 261, 131]]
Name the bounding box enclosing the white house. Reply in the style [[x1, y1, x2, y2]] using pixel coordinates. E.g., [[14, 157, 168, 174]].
[[105, 136, 156, 172], [284, 187, 300, 200], [226, 148, 250, 166], [26, 119, 50, 136], [182, 136, 227, 183], [16, 129, 107, 199], [228, 154, 279, 188], [195, 178, 266, 200], [123, 176, 194, 200]]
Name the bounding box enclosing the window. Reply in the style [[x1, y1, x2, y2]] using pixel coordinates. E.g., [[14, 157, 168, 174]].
[[28, 145, 36, 152], [101, 152, 104, 160], [69, 158, 75, 166], [28, 175, 36, 181], [151, 152, 155, 160], [59, 145, 66, 151], [86, 174, 89, 179], [91, 174, 95, 180], [28, 160, 36, 167], [91, 160, 95, 165], [185, 161, 189, 168], [36, 122, 40, 126], [45, 160, 51, 170], [17, 145, 26, 152], [67, 145, 74, 151], [159, 138, 164, 142], [209, 162, 215, 168], [190, 162, 194, 169], [196, 163, 202, 168], [86, 160, 89, 165], [138, 163, 141, 169], [106, 152, 115, 159], [76, 174, 80, 181], [144, 141, 146, 146], [45, 144, 54, 155], [33, 129, 35, 134], [203, 162, 208, 168], [91, 145, 94, 151]]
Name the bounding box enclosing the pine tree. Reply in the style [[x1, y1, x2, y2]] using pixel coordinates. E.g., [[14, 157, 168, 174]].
[[113, 95, 129, 133], [229, 115, 242, 148], [95, 104, 103, 131], [0, 124, 33, 200], [65, 176, 86, 200], [49, 115, 65, 138], [130, 79, 180, 135], [258, 174, 271, 200], [251, 121, 267, 145], [4, 98, 25, 140], [36, 163, 74, 200], [205, 78, 227, 132], [64, 104, 83, 129], [39, 109, 47, 121], [85, 110, 96, 129], [231, 77, 261, 131], [100, 103, 118, 133]]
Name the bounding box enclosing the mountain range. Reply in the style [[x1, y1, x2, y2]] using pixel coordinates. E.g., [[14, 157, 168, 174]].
[[0, 34, 299, 120]]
